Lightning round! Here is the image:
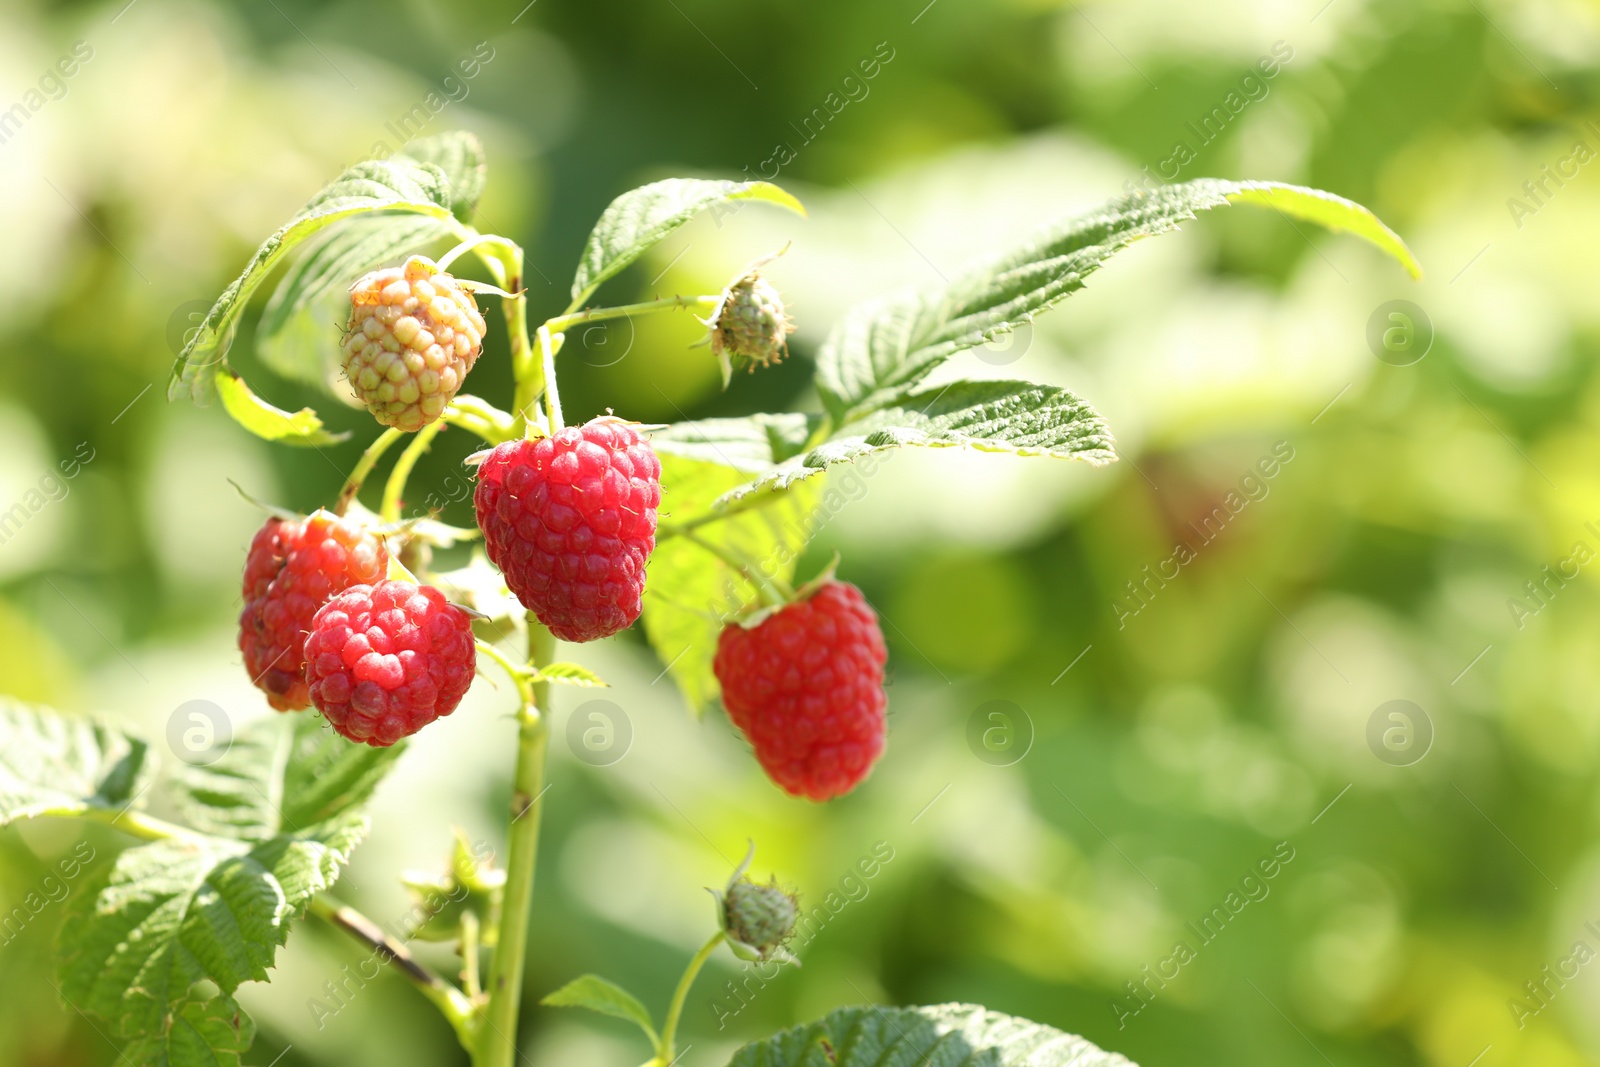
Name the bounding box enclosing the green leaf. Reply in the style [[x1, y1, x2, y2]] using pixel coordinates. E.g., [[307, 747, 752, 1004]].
[[0, 699, 154, 828], [714, 380, 1114, 505], [1225, 182, 1421, 278], [542, 974, 659, 1044], [815, 178, 1420, 420], [67, 715, 403, 1059], [58, 813, 368, 1040], [396, 130, 488, 222], [120, 992, 255, 1067], [247, 132, 485, 396], [178, 713, 406, 842], [213, 370, 350, 447], [727, 1003, 1138, 1067], [571, 178, 805, 305], [649, 413, 818, 472], [256, 214, 452, 391], [168, 154, 466, 404], [641, 455, 816, 714], [534, 662, 609, 688]]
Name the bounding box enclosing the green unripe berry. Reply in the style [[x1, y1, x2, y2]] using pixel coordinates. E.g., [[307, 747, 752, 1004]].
[[713, 844, 800, 962], [723, 877, 799, 955], [711, 273, 793, 369]]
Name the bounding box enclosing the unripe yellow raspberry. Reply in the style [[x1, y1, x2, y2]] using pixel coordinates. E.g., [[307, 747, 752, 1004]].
[[342, 256, 487, 432]]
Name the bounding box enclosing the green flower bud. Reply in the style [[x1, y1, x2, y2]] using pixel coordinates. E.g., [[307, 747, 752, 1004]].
[[725, 878, 797, 954], [398, 830, 505, 943], [710, 272, 794, 370], [713, 843, 799, 963]]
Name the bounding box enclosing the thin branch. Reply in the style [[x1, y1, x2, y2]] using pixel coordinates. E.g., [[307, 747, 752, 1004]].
[[336, 428, 405, 515], [543, 293, 720, 335], [381, 420, 446, 522], [308, 895, 478, 1046]]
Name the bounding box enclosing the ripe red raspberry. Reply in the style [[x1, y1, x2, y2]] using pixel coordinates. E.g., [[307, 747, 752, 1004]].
[[473, 419, 661, 643], [713, 581, 888, 801], [239, 510, 389, 711], [304, 581, 476, 747], [343, 256, 487, 432]]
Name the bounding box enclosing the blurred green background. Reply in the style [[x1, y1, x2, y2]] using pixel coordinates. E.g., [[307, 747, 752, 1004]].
[[3, 0, 1598, 1064]]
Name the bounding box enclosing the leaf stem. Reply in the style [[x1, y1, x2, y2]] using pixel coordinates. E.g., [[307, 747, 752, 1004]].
[[543, 294, 721, 336], [478, 617, 556, 1067], [655, 930, 726, 1064], [442, 408, 507, 445], [308, 895, 478, 1049], [473, 219, 556, 1067], [382, 421, 446, 523], [336, 428, 405, 516], [494, 254, 544, 439], [537, 326, 565, 433], [440, 233, 515, 276], [681, 530, 793, 606], [476, 638, 532, 689], [448, 394, 518, 444], [655, 488, 783, 541], [461, 911, 484, 1001], [75, 806, 209, 844], [453, 228, 544, 438]]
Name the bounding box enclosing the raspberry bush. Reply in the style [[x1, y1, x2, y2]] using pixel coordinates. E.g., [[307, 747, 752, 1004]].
[[0, 132, 1419, 1067]]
